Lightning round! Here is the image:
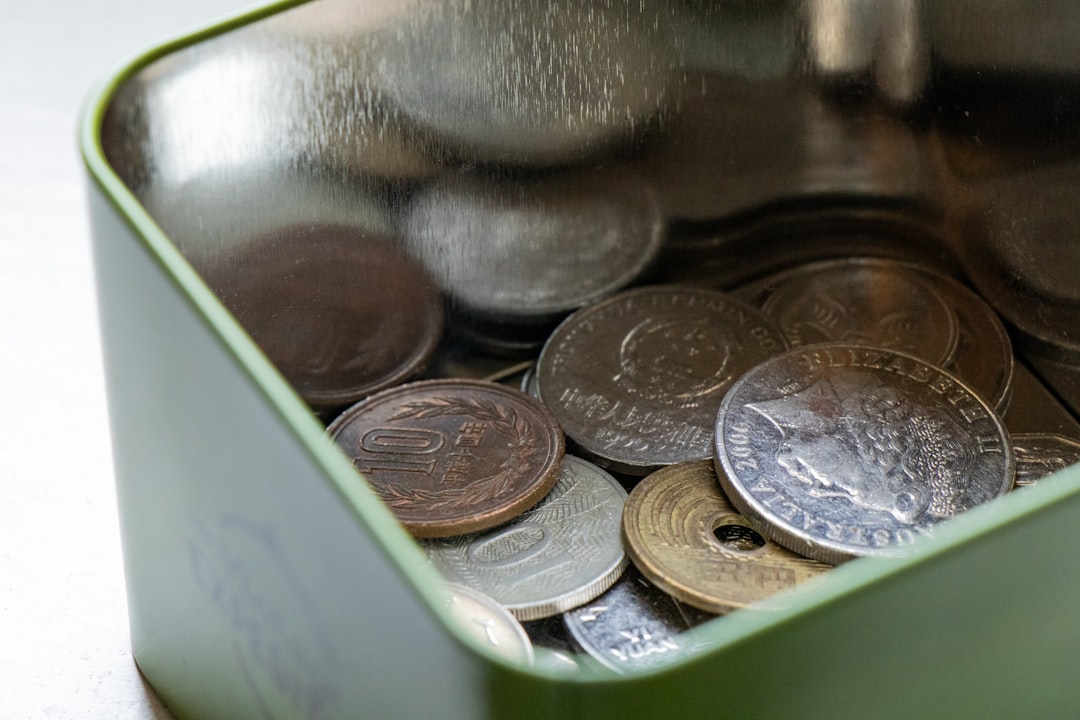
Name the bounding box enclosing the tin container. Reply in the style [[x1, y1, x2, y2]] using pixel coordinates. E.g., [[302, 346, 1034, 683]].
[[81, 1, 1080, 717]]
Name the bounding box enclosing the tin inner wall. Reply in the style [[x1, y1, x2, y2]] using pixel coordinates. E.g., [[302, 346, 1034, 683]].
[[95, 0, 1080, 693]]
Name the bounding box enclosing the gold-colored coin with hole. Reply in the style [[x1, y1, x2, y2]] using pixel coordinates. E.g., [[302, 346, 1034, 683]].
[[621, 460, 830, 614]]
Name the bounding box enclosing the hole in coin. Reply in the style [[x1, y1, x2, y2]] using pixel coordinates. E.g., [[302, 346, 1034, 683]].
[[713, 523, 766, 553]]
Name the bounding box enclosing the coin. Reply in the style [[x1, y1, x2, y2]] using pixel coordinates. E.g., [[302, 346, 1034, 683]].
[[436, 582, 534, 665], [563, 565, 715, 673], [758, 257, 960, 367], [714, 344, 1015, 563], [403, 167, 663, 328], [202, 223, 444, 411], [917, 268, 1014, 413], [422, 455, 628, 620], [1011, 433, 1080, 488], [369, 0, 675, 165], [519, 363, 540, 400], [1000, 362, 1080, 438], [535, 285, 788, 475], [621, 460, 830, 614], [739, 257, 1014, 412], [326, 379, 564, 538]]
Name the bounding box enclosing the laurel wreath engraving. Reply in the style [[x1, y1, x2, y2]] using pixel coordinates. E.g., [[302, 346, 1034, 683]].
[[374, 396, 540, 513]]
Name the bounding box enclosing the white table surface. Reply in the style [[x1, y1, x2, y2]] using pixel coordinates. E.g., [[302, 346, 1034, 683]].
[[1, 2, 255, 717]]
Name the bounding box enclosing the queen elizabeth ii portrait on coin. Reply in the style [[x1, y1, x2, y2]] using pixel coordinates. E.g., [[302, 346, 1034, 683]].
[[748, 372, 976, 525]]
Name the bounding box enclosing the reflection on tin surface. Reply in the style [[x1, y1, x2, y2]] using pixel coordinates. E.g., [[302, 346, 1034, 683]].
[[99, 0, 1080, 379], [98, 0, 1080, 555]]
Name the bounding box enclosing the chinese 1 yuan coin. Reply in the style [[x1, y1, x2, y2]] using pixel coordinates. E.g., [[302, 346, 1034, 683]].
[[536, 285, 788, 476], [563, 565, 715, 673]]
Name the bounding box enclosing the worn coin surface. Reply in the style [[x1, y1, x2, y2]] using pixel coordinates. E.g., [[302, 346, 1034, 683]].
[[536, 285, 788, 475], [739, 257, 1014, 412], [403, 167, 664, 327], [422, 455, 629, 621], [370, 0, 675, 165], [919, 269, 1015, 414], [758, 257, 960, 368], [204, 224, 445, 411], [622, 460, 830, 613], [436, 582, 534, 664], [563, 565, 714, 673], [327, 379, 564, 538], [714, 344, 1015, 563], [1011, 433, 1080, 487]]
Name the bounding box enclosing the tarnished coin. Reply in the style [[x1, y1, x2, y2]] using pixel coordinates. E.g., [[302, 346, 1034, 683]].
[[758, 257, 960, 368], [714, 344, 1015, 563], [327, 379, 564, 538], [203, 224, 444, 411], [422, 455, 628, 620], [436, 582, 534, 665], [621, 460, 830, 614], [1012, 433, 1080, 487], [563, 565, 714, 673], [536, 285, 788, 476], [739, 257, 1014, 412], [403, 167, 663, 328], [920, 269, 1014, 414]]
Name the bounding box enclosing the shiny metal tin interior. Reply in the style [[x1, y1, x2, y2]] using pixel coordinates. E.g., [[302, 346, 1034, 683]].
[[101, 0, 1080, 398], [95, 0, 1080, 702]]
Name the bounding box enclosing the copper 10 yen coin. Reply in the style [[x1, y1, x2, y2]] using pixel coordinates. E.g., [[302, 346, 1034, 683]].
[[326, 379, 565, 538]]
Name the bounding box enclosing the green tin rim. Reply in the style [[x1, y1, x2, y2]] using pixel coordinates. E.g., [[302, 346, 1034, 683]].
[[75, 0, 1080, 683], [75, 0, 457, 655]]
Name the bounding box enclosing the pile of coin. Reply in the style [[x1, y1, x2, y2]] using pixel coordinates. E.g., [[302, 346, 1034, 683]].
[[314, 249, 1079, 672]]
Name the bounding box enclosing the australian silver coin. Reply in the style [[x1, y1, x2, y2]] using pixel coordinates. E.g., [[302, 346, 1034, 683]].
[[714, 343, 1015, 564], [536, 285, 788, 475], [436, 582, 534, 665], [1011, 433, 1080, 487], [563, 566, 714, 674], [422, 455, 628, 621]]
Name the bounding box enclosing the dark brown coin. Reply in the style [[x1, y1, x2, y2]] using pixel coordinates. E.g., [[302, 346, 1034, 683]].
[[326, 379, 565, 538], [202, 223, 444, 411]]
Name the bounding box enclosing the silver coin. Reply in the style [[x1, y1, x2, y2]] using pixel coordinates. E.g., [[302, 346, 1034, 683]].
[[714, 343, 1015, 564], [563, 566, 714, 674], [422, 455, 628, 621], [369, 0, 675, 165], [403, 167, 663, 327], [436, 582, 534, 665], [759, 258, 960, 368], [536, 285, 789, 475], [1011, 433, 1080, 488]]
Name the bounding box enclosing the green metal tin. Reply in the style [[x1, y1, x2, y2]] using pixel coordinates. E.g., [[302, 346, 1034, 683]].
[[81, 1, 1080, 717]]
